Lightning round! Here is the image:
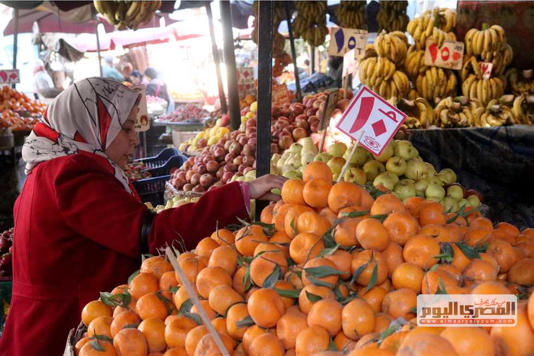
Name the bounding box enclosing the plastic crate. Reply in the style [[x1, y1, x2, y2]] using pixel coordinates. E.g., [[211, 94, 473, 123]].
[[132, 175, 171, 206], [134, 147, 179, 169], [145, 153, 187, 177]]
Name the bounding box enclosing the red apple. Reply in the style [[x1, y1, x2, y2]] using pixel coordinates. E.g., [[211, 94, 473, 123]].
[[233, 156, 243, 166], [229, 142, 242, 155], [185, 170, 194, 181], [278, 134, 294, 150], [176, 171, 187, 181], [200, 173, 215, 187], [292, 127, 307, 140], [222, 171, 234, 183], [190, 173, 201, 186], [183, 183, 194, 191], [220, 114, 230, 126], [192, 185, 205, 193], [216, 166, 225, 179], [206, 160, 219, 173]]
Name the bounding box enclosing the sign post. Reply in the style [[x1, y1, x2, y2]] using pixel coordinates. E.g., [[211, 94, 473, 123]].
[[336, 86, 407, 157], [424, 40, 464, 70]]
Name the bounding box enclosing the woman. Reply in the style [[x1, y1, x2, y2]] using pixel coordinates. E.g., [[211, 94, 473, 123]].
[[0, 78, 284, 355]]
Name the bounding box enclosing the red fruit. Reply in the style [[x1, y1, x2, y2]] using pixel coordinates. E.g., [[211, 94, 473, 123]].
[[292, 127, 307, 140], [190, 173, 201, 186], [183, 183, 194, 191], [229, 142, 243, 155], [192, 185, 206, 193], [216, 167, 225, 179], [173, 178, 186, 189], [233, 156, 243, 166], [200, 174, 215, 187], [185, 170, 194, 181], [224, 153, 235, 164], [206, 160, 219, 173], [238, 136, 248, 146], [278, 135, 294, 150], [222, 171, 234, 183], [176, 171, 187, 181]]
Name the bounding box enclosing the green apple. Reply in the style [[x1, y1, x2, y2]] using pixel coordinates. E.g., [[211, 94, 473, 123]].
[[343, 167, 367, 185], [372, 144, 394, 162], [466, 194, 481, 208], [414, 178, 429, 197], [283, 170, 302, 179], [314, 152, 333, 163], [423, 162, 437, 176], [363, 160, 386, 181], [441, 197, 459, 213], [393, 180, 416, 200], [289, 143, 303, 154], [405, 159, 428, 180], [447, 185, 464, 200], [373, 172, 399, 191], [427, 176, 444, 186], [394, 140, 419, 160], [327, 157, 346, 178], [426, 182, 446, 201], [386, 156, 407, 176], [328, 142, 348, 158], [438, 168, 457, 184], [458, 198, 469, 208], [344, 146, 370, 166]]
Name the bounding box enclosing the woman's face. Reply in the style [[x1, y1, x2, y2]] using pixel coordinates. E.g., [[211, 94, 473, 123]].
[[105, 105, 140, 169]]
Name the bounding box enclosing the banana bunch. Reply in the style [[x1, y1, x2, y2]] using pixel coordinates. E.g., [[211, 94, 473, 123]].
[[474, 99, 517, 127], [337, 1, 366, 30], [393, 97, 435, 129], [407, 17, 456, 49], [465, 24, 506, 59], [415, 67, 457, 102], [501, 94, 534, 125], [374, 31, 408, 65], [404, 46, 426, 79], [434, 96, 482, 127], [431, 8, 457, 33], [377, 1, 409, 32], [94, 0, 161, 30], [505, 68, 534, 95], [462, 74, 505, 106], [252, 2, 286, 56], [294, 1, 328, 47], [359, 57, 410, 99]]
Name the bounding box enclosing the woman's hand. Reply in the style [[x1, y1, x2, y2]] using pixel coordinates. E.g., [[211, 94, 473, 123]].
[[247, 174, 287, 201]]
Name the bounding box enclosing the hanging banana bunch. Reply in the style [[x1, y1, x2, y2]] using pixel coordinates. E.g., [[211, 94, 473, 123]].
[[434, 96, 482, 127], [415, 67, 457, 102], [252, 1, 286, 57], [407, 8, 457, 49], [404, 46, 426, 79], [337, 0, 366, 30], [461, 74, 505, 106], [374, 31, 408, 66], [294, 1, 328, 47], [94, 0, 161, 30], [377, 1, 409, 32], [505, 68, 534, 95], [359, 56, 411, 99]]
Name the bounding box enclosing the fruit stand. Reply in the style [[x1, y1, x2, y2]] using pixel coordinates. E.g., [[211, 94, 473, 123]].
[[3, 1, 534, 355]]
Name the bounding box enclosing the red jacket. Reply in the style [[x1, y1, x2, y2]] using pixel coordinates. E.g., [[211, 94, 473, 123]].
[[0, 152, 248, 356]]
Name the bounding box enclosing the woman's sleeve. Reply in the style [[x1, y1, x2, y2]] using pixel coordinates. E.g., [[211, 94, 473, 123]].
[[54, 155, 248, 257], [148, 182, 249, 252]]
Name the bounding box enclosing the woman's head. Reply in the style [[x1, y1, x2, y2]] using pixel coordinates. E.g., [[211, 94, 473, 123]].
[[22, 77, 140, 191]]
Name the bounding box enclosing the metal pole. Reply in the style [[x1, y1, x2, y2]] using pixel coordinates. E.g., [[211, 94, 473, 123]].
[[311, 45, 316, 74], [205, 3, 227, 114], [284, 2, 301, 102], [256, 0, 272, 179], [220, 0, 240, 131], [12, 8, 18, 89], [95, 20, 103, 77]]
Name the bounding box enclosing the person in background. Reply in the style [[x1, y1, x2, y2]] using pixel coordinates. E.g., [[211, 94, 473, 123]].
[[121, 62, 134, 83], [130, 70, 143, 86], [102, 55, 124, 81], [327, 56, 344, 88], [144, 67, 175, 113], [33, 60, 62, 99]]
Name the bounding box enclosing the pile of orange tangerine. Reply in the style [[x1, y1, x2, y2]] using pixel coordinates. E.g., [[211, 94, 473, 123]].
[[77, 161, 534, 356]]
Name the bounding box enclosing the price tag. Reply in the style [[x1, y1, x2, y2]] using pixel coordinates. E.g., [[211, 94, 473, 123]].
[[0, 69, 20, 84], [272, 83, 291, 106], [424, 40, 464, 70], [237, 67, 255, 97], [328, 27, 367, 58], [480, 62, 493, 80], [131, 85, 150, 132], [336, 86, 406, 156]]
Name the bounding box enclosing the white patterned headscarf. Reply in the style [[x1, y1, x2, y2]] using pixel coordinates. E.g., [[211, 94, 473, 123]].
[[22, 77, 139, 193]]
